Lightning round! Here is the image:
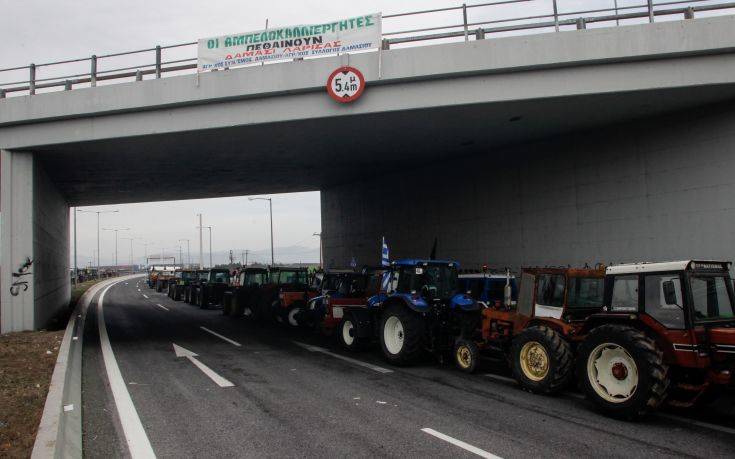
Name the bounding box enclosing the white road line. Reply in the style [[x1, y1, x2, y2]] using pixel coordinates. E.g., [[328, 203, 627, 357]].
[[422, 428, 502, 459], [155, 304, 169, 311], [200, 326, 242, 347], [292, 341, 393, 374], [142, 294, 149, 299], [98, 282, 156, 458], [656, 413, 735, 436], [483, 373, 517, 384]]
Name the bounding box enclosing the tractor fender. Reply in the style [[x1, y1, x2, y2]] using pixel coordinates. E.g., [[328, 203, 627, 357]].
[[579, 314, 645, 336], [366, 293, 388, 310], [450, 293, 478, 312], [382, 294, 428, 313], [346, 308, 375, 338]]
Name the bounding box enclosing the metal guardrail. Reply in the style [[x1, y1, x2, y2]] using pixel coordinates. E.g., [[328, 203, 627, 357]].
[[1, 0, 734, 98]]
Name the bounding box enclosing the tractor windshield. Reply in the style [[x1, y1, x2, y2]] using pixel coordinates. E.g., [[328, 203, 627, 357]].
[[277, 270, 308, 285], [397, 264, 458, 299], [689, 275, 735, 322], [242, 272, 267, 286]]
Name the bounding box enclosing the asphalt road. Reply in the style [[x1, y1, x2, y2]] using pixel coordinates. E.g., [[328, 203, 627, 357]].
[[82, 276, 735, 458]]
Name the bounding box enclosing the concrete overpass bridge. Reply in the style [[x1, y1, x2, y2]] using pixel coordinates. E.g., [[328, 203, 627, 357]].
[[2, 7, 735, 331]]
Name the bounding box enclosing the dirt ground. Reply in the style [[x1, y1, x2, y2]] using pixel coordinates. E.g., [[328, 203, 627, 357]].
[[0, 330, 64, 457], [0, 279, 101, 457]]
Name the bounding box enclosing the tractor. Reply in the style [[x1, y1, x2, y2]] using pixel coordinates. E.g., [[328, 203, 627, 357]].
[[193, 268, 231, 309], [185, 270, 210, 304], [296, 267, 387, 350], [222, 267, 269, 317], [265, 267, 318, 326], [168, 269, 197, 301], [334, 259, 478, 365], [460, 261, 735, 419]]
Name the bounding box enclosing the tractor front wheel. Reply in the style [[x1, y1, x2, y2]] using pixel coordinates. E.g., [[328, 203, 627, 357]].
[[338, 313, 368, 351], [453, 338, 479, 373], [511, 326, 573, 394], [577, 324, 669, 419], [379, 305, 423, 365]]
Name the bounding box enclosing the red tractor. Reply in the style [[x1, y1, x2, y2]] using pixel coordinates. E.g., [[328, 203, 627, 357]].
[[297, 268, 387, 350], [460, 261, 735, 419]]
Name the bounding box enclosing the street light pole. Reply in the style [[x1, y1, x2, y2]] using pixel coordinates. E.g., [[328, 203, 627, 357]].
[[313, 232, 322, 268], [77, 209, 119, 279], [207, 226, 213, 268], [197, 214, 204, 269], [179, 239, 191, 268], [249, 197, 274, 266], [103, 227, 130, 276]]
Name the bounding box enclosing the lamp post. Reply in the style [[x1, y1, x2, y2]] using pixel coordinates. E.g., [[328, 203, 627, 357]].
[[313, 232, 322, 268], [179, 239, 191, 268], [206, 226, 213, 268], [77, 209, 119, 279], [103, 227, 130, 275], [249, 197, 274, 266]]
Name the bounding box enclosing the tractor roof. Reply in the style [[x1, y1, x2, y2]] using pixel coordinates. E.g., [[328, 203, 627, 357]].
[[606, 260, 731, 275], [392, 259, 459, 267], [459, 273, 514, 279]]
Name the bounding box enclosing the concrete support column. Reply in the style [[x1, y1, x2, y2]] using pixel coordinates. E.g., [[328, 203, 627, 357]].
[[1, 150, 35, 333], [1, 150, 71, 333]]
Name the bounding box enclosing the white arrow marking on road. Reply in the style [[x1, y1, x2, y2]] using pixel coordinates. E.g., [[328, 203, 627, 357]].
[[200, 326, 241, 347], [172, 343, 234, 388], [422, 428, 502, 459], [292, 341, 393, 374]]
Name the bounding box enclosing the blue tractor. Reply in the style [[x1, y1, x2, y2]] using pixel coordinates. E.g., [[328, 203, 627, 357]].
[[374, 259, 480, 366]]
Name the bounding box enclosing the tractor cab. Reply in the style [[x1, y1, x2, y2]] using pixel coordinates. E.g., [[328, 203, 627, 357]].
[[266, 267, 318, 326], [238, 267, 269, 288], [384, 259, 473, 309], [599, 261, 735, 400], [459, 270, 519, 310], [205, 268, 231, 285]]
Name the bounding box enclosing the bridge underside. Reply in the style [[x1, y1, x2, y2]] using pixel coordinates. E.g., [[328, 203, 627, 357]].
[[29, 84, 735, 206]]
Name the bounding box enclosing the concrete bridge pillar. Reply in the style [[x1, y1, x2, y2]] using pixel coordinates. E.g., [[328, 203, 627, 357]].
[[1, 150, 70, 333]]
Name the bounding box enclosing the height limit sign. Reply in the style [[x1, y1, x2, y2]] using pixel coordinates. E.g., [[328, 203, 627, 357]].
[[326, 66, 366, 104]]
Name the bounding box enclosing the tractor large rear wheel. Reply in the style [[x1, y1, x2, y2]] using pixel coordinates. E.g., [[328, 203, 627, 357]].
[[577, 324, 669, 419], [511, 326, 573, 394], [379, 304, 423, 365]]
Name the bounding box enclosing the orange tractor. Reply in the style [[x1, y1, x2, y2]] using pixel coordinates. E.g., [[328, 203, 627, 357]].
[[459, 261, 735, 418]]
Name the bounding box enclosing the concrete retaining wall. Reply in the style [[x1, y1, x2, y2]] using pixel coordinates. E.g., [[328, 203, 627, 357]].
[[322, 103, 735, 269]]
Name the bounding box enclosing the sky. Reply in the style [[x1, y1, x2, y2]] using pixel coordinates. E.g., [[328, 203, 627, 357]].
[[1, 0, 729, 267]]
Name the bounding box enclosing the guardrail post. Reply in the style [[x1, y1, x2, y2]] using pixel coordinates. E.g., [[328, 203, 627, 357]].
[[462, 3, 469, 42], [155, 45, 162, 79], [381, 38, 390, 50], [29, 63, 36, 95], [475, 28, 485, 40], [576, 18, 586, 30], [553, 0, 560, 32], [135, 69, 143, 81], [647, 0, 654, 23], [684, 7, 695, 19], [64, 80, 72, 91], [90, 55, 97, 87]]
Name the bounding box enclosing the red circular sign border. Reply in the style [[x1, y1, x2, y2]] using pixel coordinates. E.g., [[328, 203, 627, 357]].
[[326, 66, 366, 104]]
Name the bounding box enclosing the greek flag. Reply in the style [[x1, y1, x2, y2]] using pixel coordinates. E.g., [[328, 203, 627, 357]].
[[381, 237, 390, 267]]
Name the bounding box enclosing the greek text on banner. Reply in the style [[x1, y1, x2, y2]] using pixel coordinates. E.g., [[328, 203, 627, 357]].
[[197, 13, 382, 72]]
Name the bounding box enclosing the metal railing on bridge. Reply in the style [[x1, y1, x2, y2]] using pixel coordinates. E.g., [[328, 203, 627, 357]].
[[1, 0, 734, 98]]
